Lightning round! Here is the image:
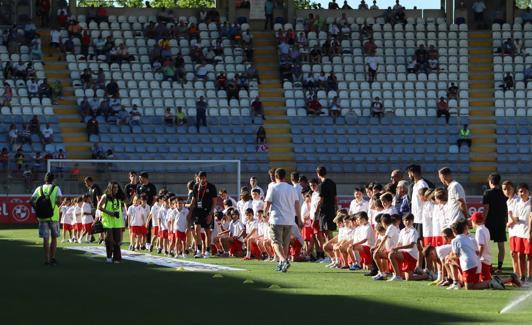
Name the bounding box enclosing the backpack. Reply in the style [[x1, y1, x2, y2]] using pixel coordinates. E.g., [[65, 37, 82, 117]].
[[33, 185, 56, 220]]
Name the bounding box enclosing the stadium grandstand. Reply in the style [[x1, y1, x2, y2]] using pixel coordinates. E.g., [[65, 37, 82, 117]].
[[0, 0, 531, 196]]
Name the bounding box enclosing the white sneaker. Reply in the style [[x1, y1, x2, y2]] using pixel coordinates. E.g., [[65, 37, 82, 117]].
[[106, 258, 113, 264], [326, 261, 337, 268], [203, 251, 211, 258], [447, 283, 462, 290], [78, 238, 83, 244], [194, 250, 202, 258], [388, 275, 403, 282], [373, 273, 386, 281], [320, 257, 332, 264], [181, 253, 187, 258]]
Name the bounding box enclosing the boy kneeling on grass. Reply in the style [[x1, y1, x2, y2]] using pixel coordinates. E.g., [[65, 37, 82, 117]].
[[388, 213, 434, 281], [449, 221, 519, 290]]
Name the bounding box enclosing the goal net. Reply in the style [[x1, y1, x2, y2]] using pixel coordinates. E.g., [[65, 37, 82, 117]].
[[46, 159, 241, 196]]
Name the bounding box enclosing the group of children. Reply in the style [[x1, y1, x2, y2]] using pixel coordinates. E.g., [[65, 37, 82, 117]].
[[59, 195, 95, 243], [57, 170, 531, 291]]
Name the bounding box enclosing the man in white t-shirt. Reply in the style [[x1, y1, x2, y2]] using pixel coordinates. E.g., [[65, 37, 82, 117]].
[[264, 168, 301, 272], [438, 167, 467, 222], [41, 123, 54, 144], [291, 171, 305, 215]]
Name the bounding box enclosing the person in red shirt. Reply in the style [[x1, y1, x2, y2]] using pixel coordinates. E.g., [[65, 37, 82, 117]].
[[57, 8, 68, 28], [96, 5, 108, 23], [436, 96, 450, 124], [81, 30, 91, 59], [37, 0, 51, 27], [307, 96, 323, 116], [251, 96, 265, 123]]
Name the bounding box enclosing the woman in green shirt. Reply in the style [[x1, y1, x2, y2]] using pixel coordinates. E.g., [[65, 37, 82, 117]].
[[98, 181, 127, 263]]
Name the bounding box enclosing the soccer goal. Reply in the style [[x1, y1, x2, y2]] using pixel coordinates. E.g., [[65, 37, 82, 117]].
[[47, 159, 241, 196]]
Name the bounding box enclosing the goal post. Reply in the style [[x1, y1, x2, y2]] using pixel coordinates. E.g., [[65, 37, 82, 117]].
[[47, 159, 241, 196]]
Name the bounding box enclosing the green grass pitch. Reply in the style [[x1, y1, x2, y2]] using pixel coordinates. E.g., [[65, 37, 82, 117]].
[[1, 227, 530, 325]]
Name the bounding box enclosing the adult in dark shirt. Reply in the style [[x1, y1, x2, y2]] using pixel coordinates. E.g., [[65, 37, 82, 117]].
[[314, 166, 337, 261], [482, 173, 508, 273], [188, 171, 217, 258], [136, 171, 157, 242], [84, 176, 102, 209], [386, 169, 403, 196], [84, 176, 102, 242], [195, 96, 207, 132], [105, 79, 119, 97], [124, 170, 139, 205]]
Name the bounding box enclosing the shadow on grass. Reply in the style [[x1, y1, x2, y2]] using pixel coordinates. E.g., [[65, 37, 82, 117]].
[[0, 238, 483, 325]]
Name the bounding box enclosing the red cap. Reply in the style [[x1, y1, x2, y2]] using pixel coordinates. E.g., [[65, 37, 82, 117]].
[[470, 212, 484, 223]]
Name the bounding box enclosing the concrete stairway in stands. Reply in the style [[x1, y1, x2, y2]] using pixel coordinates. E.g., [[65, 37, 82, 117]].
[[467, 31, 497, 183], [40, 30, 92, 159], [252, 31, 296, 171]]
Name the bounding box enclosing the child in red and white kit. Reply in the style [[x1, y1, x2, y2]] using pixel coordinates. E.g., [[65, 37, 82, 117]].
[[255, 211, 274, 260], [146, 196, 161, 252], [220, 210, 245, 257], [72, 197, 83, 243], [348, 212, 375, 270], [388, 213, 430, 281], [470, 212, 492, 282], [80, 194, 93, 243], [450, 222, 504, 290], [128, 195, 148, 251], [333, 215, 356, 268], [512, 183, 531, 282], [373, 213, 399, 280], [60, 198, 73, 243], [503, 180, 521, 276], [242, 208, 259, 260], [157, 196, 170, 255], [251, 189, 264, 217], [172, 199, 189, 258], [300, 192, 314, 257]]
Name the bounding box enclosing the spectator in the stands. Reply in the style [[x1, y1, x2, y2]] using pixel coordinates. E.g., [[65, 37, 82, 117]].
[[309, 45, 322, 64], [363, 37, 377, 56], [251, 96, 265, 124], [428, 57, 439, 72], [20, 124, 31, 144], [256, 126, 267, 151], [8, 124, 18, 145], [341, 0, 352, 9], [96, 5, 108, 23], [328, 0, 340, 9], [88, 95, 100, 116], [291, 63, 303, 81], [81, 68, 93, 89], [175, 107, 187, 126], [370, 0, 379, 9], [415, 44, 429, 73], [14, 148, 24, 171], [406, 55, 418, 73], [196, 63, 208, 80], [87, 117, 99, 136], [436, 97, 450, 124], [105, 78, 119, 97], [358, 0, 369, 9], [28, 114, 40, 133], [501, 38, 516, 56], [129, 105, 142, 127], [370, 96, 384, 121], [246, 64, 260, 83], [264, 0, 274, 30], [195, 96, 207, 132], [67, 19, 82, 39], [361, 23, 373, 40], [521, 8, 532, 24], [93, 35, 106, 58], [50, 80, 62, 103], [109, 94, 121, 115], [326, 73, 338, 92], [524, 65, 532, 86], [162, 64, 176, 81], [237, 74, 249, 93], [226, 79, 240, 104], [215, 72, 227, 90], [329, 96, 341, 123], [447, 82, 459, 100], [367, 55, 378, 83], [307, 96, 323, 116], [472, 0, 487, 29], [41, 123, 53, 144], [115, 107, 129, 126], [38, 79, 52, 101], [457, 124, 472, 148], [164, 107, 174, 125], [2, 82, 12, 107], [501, 72, 514, 91], [27, 78, 38, 98], [31, 35, 42, 60]]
